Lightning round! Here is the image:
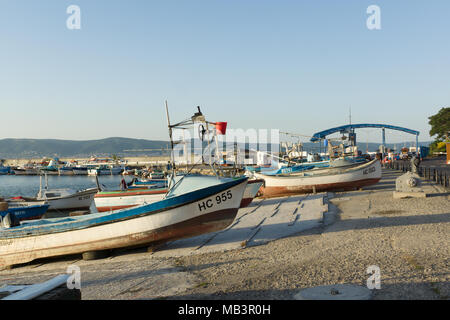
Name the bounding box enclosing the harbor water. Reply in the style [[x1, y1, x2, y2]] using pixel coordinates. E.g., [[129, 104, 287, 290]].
[[0, 175, 135, 199]]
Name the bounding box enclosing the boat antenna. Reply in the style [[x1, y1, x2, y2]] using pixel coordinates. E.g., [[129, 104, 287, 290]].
[[165, 100, 176, 176]]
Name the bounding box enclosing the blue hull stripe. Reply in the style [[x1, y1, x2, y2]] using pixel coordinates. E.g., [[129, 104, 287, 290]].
[[1, 205, 50, 221], [0, 177, 247, 239]]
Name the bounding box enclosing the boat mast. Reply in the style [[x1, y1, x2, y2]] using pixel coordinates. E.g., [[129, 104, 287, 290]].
[[165, 100, 176, 177]]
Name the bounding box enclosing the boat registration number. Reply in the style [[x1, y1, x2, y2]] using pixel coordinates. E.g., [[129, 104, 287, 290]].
[[363, 166, 376, 175], [198, 190, 233, 212]]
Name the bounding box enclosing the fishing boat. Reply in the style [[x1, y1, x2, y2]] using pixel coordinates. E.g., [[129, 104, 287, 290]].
[[246, 156, 367, 176], [13, 166, 40, 175], [0, 176, 248, 267], [239, 179, 264, 208], [94, 174, 261, 212], [1, 204, 49, 222], [36, 187, 98, 210], [17, 174, 99, 211], [58, 167, 74, 176], [72, 166, 88, 175], [130, 177, 168, 189], [249, 159, 381, 198], [94, 186, 168, 212], [88, 165, 123, 176], [0, 166, 10, 175]]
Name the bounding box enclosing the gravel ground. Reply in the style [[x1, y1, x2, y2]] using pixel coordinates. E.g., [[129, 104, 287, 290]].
[[161, 169, 450, 300], [1, 169, 448, 300]]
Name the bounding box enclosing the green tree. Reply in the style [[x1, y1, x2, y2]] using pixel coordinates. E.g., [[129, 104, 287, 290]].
[[428, 107, 450, 142]]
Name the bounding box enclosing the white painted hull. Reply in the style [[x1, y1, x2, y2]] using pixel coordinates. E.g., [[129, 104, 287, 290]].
[[73, 169, 88, 175], [58, 170, 74, 176], [94, 191, 166, 212], [88, 168, 123, 176], [240, 180, 264, 207], [44, 188, 98, 210], [13, 169, 40, 175], [0, 180, 247, 267], [94, 179, 264, 211], [252, 159, 381, 197]]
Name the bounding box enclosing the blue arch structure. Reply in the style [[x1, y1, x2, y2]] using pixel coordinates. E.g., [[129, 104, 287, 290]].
[[310, 124, 420, 153]]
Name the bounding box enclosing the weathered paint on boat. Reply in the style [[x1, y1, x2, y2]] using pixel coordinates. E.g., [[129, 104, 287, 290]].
[[240, 179, 264, 208], [0, 204, 49, 221], [94, 176, 263, 211], [0, 177, 248, 267], [94, 188, 168, 212], [40, 188, 98, 210], [251, 159, 381, 197]]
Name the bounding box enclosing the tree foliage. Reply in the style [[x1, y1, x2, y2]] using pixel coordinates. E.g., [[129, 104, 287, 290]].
[[428, 107, 450, 141]]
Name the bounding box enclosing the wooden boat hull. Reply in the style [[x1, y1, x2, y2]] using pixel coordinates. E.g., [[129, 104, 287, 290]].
[[253, 159, 381, 198], [0, 178, 247, 267]]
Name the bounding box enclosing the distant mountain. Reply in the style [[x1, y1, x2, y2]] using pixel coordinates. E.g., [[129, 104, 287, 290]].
[[0, 137, 433, 159], [0, 137, 170, 159]]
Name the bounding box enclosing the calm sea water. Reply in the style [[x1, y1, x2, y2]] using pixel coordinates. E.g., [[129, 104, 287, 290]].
[[0, 175, 135, 198]]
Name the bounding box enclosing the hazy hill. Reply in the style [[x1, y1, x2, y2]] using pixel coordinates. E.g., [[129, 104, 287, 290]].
[[0, 137, 170, 159], [0, 137, 432, 159]]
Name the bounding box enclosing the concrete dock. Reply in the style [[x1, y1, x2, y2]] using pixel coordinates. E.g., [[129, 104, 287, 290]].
[[0, 169, 448, 300]]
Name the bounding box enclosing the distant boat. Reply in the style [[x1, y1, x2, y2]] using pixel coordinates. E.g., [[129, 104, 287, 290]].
[[58, 167, 74, 176], [13, 167, 40, 175], [0, 166, 11, 175], [0, 176, 248, 267], [19, 174, 99, 211], [246, 156, 367, 176], [130, 177, 168, 189], [72, 167, 88, 175], [36, 187, 98, 210], [250, 159, 381, 198], [88, 165, 123, 176], [40, 167, 59, 175]]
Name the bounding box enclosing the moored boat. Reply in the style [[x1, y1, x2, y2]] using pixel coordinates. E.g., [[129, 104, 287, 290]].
[[58, 167, 74, 176], [0, 166, 11, 175], [88, 165, 123, 176], [37, 187, 98, 211], [250, 159, 381, 197], [72, 167, 88, 175], [13, 167, 40, 175]]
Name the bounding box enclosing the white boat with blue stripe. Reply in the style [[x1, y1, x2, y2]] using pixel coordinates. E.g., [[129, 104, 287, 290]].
[[0, 175, 248, 267]]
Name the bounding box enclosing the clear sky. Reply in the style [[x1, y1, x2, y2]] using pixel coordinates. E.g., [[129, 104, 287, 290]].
[[0, 0, 448, 143]]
